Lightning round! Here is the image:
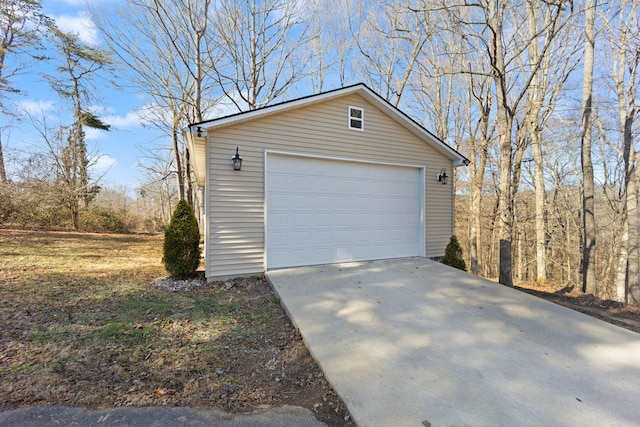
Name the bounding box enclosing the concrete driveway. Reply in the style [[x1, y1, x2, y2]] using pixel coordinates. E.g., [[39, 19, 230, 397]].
[[266, 258, 640, 427]]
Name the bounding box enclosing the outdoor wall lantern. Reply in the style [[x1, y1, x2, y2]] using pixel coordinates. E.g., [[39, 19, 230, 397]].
[[437, 168, 448, 184], [232, 147, 243, 171], [196, 126, 203, 137]]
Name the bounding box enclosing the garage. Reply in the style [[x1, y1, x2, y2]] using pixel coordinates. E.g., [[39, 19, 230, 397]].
[[265, 152, 424, 269], [188, 83, 468, 279]]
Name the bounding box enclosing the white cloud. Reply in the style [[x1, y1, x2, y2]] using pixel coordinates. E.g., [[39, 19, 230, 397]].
[[19, 100, 56, 115], [58, 0, 108, 5], [210, 90, 247, 118], [58, 0, 91, 5], [53, 14, 98, 45], [85, 127, 106, 141], [136, 103, 172, 126], [90, 154, 117, 174], [103, 111, 142, 128]]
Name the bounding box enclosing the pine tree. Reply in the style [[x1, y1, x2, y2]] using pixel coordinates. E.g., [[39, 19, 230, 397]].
[[443, 235, 467, 272], [163, 199, 201, 279]]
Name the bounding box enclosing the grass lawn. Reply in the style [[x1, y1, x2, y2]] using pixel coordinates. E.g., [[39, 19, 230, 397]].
[[0, 229, 352, 426]]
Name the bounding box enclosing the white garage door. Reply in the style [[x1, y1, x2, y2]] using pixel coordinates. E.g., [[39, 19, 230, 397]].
[[266, 153, 424, 269]]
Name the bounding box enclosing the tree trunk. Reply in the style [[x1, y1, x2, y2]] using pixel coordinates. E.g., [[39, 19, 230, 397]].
[[531, 123, 546, 282], [469, 132, 489, 277], [469, 166, 481, 276], [0, 137, 7, 184], [172, 118, 185, 201], [622, 118, 639, 303], [615, 212, 629, 301], [497, 110, 514, 287], [487, 0, 515, 287], [581, 0, 597, 294], [629, 165, 640, 304], [525, 0, 546, 283], [186, 147, 193, 208]]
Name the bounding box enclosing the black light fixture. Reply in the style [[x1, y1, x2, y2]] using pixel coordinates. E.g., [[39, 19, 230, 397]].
[[232, 147, 243, 171], [437, 168, 448, 184], [196, 126, 203, 137]]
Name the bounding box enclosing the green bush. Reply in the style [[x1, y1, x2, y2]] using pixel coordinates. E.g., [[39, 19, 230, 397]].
[[162, 199, 201, 279], [442, 235, 467, 271]]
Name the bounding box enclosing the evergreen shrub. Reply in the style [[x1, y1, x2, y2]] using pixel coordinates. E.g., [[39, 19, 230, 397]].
[[442, 235, 467, 271], [163, 199, 201, 279]]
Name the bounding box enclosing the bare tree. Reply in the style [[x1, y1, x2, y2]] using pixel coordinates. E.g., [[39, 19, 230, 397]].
[[464, 70, 494, 276], [26, 110, 104, 229], [45, 27, 112, 212], [600, 0, 640, 303], [210, 0, 313, 111], [0, 0, 50, 183], [469, 0, 574, 286], [355, 0, 434, 107], [522, 0, 581, 282], [91, 0, 217, 204], [581, 0, 598, 294], [304, 0, 359, 92], [137, 145, 179, 229]]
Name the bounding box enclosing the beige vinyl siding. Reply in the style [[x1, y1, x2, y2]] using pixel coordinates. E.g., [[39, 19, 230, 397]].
[[205, 92, 454, 278]]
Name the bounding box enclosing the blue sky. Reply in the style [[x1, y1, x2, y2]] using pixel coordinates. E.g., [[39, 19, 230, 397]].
[[3, 0, 164, 193]]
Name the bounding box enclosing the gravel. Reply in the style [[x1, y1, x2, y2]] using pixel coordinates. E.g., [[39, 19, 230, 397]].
[[152, 275, 208, 292]]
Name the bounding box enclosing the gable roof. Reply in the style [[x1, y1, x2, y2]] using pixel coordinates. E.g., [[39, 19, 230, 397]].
[[186, 83, 469, 185]]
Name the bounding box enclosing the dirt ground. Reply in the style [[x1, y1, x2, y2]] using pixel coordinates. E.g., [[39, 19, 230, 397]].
[[515, 281, 640, 334]]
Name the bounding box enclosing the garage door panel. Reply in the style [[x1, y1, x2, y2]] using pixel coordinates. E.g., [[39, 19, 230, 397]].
[[290, 194, 311, 209], [291, 213, 311, 227], [312, 230, 332, 244], [352, 229, 370, 242], [268, 174, 289, 190], [266, 154, 423, 269], [334, 195, 351, 210], [269, 193, 288, 208], [351, 179, 370, 193], [313, 213, 332, 226], [269, 231, 288, 247], [267, 155, 288, 171], [334, 213, 353, 227], [269, 213, 288, 228], [290, 176, 311, 191], [332, 178, 352, 193], [333, 229, 352, 245], [371, 213, 388, 226], [289, 158, 311, 172], [353, 212, 370, 226], [315, 178, 333, 192], [311, 194, 332, 210], [331, 161, 355, 178], [351, 195, 370, 210]]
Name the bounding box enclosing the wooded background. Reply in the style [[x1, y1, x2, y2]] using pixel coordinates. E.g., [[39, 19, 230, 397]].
[[1, 0, 638, 303]]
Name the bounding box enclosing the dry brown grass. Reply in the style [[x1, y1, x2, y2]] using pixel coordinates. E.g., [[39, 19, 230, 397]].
[[0, 229, 352, 426]]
